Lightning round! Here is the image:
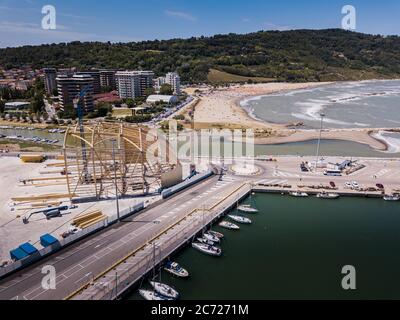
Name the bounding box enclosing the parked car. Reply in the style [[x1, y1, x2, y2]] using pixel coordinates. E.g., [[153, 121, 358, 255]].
[[352, 181, 360, 189]]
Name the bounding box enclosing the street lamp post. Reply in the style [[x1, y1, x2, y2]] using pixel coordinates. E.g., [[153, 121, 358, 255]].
[[111, 139, 120, 221], [314, 113, 325, 172]]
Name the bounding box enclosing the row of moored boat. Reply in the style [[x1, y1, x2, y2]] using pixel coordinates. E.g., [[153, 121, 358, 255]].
[[139, 202, 259, 300]]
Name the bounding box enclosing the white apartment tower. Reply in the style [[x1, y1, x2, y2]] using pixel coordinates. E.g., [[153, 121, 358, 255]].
[[115, 71, 154, 99], [165, 72, 181, 95]]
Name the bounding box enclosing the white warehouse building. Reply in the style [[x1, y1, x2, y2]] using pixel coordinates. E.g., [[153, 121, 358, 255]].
[[146, 95, 178, 105]]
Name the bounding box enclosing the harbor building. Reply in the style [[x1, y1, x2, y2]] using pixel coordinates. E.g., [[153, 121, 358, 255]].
[[165, 72, 181, 95], [56, 74, 94, 114], [43, 68, 57, 95], [115, 71, 154, 99]]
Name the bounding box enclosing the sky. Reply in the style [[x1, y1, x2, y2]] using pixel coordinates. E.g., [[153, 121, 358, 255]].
[[0, 0, 399, 48]]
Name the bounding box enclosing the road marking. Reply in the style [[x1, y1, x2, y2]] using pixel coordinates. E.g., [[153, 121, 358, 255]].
[[75, 272, 93, 284]]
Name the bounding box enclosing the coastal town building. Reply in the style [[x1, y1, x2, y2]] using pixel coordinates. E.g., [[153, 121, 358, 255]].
[[100, 70, 117, 90], [56, 74, 95, 113], [76, 71, 101, 94], [115, 71, 154, 99], [153, 76, 166, 92], [146, 94, 178, 105], [43, 68, 57, 95], [165, 72, 181, 95]]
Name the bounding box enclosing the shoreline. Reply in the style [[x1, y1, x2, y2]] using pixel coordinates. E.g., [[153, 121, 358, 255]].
[[190, 81, 399, 153]]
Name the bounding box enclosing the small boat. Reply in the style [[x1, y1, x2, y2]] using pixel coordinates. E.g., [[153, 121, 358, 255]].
[[237, 204, 258, 213], [383, 194, 400, 201], [290, 191, 309, 197], [139, 289, 174, 301], [228, 215, 252, 224], [219, 221, 240, 230], [316, 192, 340, 199], [203, 232, 220, 243], [197, 237, 215, 246], [164, 262, 189, 278], [192, 242, 222, 256], [207, 230, 224, 239], [149, 281, 179, 299]]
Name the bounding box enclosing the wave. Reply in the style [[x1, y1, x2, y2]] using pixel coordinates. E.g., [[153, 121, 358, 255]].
[[373, 131, 400, 153]]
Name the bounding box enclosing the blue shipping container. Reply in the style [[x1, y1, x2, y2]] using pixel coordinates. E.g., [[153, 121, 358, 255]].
[[10, 248, 29, 261], [40, 234, 59, 247], [19, 242, 38, 255]]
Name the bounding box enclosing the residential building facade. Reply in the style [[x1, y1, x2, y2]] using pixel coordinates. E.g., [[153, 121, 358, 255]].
[[115, 71, 154, 99], [100, 70, 117, 90], [56, 74, 94, 113], [43, 68, 57, 95], [165, 72, 181, 95]]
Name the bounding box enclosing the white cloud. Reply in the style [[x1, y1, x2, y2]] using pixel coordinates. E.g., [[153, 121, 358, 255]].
[[242, 18, 250, 23], [262, 21, 291, 31], [165, 10, 197, 21]]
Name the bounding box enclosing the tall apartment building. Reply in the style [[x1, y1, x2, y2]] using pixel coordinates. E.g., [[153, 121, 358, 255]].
[[76, 71, 101, 94], [43, 68, 57, 95], [56, 74, 94, 114], [115, 71, 154, 99], [153, 76, 166, 92], [99, 70, 117, 90], [165, 72, 181, 95]]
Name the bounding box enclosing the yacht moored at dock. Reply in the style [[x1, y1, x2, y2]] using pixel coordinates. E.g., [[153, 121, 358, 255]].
[[163, 262, 189, 278], [228, 215, 252, 224], [139, 289, 174, 301], [383, 194, 400, 201], [316, 192, 340, 199], [207, 230, 224, 239], [149, 281, 179, 299], [192, 242, 222, 256], [219, 221, 240, 230], [203, 232, 220, 243], [237, 204, 258, 213], [290, 191, 309, 197]]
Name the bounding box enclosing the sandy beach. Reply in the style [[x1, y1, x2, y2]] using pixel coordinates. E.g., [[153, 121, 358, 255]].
[[190, 82, 392, 151]]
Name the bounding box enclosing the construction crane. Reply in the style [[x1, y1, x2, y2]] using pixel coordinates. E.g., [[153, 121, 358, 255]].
[[73, 86, 92, 184]]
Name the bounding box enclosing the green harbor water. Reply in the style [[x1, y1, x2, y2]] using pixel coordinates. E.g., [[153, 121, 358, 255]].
[[128, 193, 400, 300]]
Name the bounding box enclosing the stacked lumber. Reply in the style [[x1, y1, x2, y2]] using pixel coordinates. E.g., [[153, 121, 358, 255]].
[[72, 210, 106, 229], [11, 193, 76, 202]]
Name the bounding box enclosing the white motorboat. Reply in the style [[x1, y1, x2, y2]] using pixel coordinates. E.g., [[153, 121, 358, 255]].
[[197, 237, 215, 246], [316, 192, 340, 199], [207, 230, 224, 239], [192, 242, 222, 256], [164, 262, 189, 278], [219, 221, 240, 230], [139, 289, 174, 301], [228, 215, 252, 224], [150, 281, 179, 299], [237, 204, 258, 213], [203, 232, 220, 243], [383, 194, 400, 201], [290, 191, 309, 197]]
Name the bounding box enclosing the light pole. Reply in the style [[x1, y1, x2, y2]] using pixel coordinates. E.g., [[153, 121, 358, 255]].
[[314, 113, 325, 172], [111, 139, 120, 221]]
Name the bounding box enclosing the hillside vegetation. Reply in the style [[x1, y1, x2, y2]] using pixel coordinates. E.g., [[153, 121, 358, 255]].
[[1, 29, 400, 83]]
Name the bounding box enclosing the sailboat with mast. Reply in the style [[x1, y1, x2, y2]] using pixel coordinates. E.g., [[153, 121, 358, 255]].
[[139, 242, 180, 300]]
